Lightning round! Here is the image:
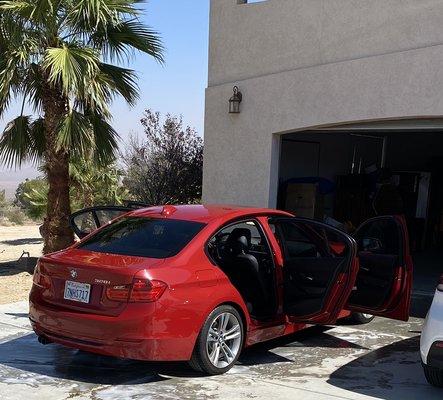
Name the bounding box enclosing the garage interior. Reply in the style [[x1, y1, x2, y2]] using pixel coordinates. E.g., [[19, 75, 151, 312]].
[[277, 120, 443, 311]]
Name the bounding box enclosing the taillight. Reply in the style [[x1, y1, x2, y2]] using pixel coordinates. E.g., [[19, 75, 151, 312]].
[[438, 275, 443, 292], [106, 285, 131, 301], [129, 279, 167, 302], [106, 279, 167, 303], [33, 264, 51, 289]]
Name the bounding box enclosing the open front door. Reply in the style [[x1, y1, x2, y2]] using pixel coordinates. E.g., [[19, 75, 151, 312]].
[[70, 206, 132, 238], [346, 215, 413, 321], [269, 218, 359, 325]]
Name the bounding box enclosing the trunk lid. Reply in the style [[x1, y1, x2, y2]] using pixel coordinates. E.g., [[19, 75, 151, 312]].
[[36, 248, 165, 316]]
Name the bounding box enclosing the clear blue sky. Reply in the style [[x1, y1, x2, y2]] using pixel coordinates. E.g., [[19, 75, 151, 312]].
[[0, 0, 210, 196]]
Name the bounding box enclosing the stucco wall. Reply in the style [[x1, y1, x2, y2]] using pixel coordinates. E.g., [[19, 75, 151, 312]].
[[209, 0, 443, 86], [203, 0, 443, 208]]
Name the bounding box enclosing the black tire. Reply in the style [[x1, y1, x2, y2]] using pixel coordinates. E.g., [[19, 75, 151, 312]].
[[189, 305, 244, 375], [349, 312, 375, 324], [423, 364, 443, 387]]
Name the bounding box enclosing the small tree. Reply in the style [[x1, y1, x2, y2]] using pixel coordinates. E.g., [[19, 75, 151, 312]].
[[123, 110, 203, 205]]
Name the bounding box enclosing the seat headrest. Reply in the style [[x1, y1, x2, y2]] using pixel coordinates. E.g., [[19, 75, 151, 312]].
[[226, 228, 251, 247], [226, 228, 251, 256]]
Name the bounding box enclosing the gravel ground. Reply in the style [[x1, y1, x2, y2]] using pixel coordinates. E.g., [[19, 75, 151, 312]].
[[0, 225, 42, 304]]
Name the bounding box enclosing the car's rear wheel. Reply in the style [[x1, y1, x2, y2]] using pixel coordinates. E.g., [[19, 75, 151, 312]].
[[189, 305, 244, 375], [349, 312, 375, 324], [423, 364, 443, 387]]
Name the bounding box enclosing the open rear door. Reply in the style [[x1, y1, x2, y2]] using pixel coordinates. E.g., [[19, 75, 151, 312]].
[[70, 206, 132, 238], [269, 218, 359, 325], [346, 215, 413, 321]]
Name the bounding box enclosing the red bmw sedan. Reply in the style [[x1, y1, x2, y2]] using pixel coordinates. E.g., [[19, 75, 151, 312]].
[[29, 205, 413, 374]]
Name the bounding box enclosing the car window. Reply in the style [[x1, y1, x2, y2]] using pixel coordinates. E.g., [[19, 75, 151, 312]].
[[95, 209, 127, 226], [78, 217, 205, 258], [270, 220, 349, 259], [72, 211, 97, 235], [354, 218, 400, 255], [207, 220, 273, 264], [209, 221, 270, 254]]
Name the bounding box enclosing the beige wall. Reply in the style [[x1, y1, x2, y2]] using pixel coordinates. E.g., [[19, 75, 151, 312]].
[[203, 0, 443, 208]]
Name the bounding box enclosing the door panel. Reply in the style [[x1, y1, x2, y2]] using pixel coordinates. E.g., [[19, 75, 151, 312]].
[[269, 218, 358, 325], [347, 215, 412, 321], [70, 206, 132, 238], [284, 257, 350, 316]]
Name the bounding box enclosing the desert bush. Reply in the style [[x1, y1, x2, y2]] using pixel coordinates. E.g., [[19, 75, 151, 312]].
[[0, 189, 28, 225], [122, 110, 203, 205]]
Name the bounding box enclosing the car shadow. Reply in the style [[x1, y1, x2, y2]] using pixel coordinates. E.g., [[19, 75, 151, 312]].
[[327, 335, 442, 399], [4, 312, 30, 318], [0, 332, 192, 385], [0, 325, 369, 385], [238, 325, 368, 366]]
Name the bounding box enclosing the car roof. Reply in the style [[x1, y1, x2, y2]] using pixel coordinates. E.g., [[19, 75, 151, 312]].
[[129, 204, 292, 224]]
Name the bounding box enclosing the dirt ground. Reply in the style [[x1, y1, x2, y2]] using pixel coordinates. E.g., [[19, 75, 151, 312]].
[[0, 225, 42, 304]]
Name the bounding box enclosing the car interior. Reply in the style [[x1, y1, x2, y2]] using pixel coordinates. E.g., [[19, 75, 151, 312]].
[[348, 217, 402, 309], [207, 220, 277, 319], [271, 219, 353, 317]]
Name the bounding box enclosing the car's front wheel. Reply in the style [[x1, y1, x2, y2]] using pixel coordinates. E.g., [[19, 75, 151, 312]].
[[189, 305, 244, 375], [423, 364, 443, 387]]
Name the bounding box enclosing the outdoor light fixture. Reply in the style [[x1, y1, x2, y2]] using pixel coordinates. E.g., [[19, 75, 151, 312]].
[[229, 86, 243, 114]]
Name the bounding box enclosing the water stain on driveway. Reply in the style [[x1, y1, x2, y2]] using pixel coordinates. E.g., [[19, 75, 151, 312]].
[[0, 302, 441, 400]]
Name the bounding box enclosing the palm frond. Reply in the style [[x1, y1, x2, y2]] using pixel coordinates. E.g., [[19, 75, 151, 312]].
[[43, 44, 99, 94], [88, 111, 120, 164], [0, 115, 31, 167], [66, 0, 140, 32], [0, 53, 21, 115], [0, 0, 55, 23], [56, 109, 93, 154], [29, 117, 46, 161], [97, 63, 138, 105], [0, 115, 46, 167], [56, 109, 119, 166], [92, 20, 164, 63], [23, 63, 44, 112]]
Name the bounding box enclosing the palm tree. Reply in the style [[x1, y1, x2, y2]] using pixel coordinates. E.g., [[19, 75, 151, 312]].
[[0, 0, 163, 253]]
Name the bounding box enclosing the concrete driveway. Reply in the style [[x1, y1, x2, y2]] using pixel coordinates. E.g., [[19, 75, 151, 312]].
[[0, 301, 441, 400]]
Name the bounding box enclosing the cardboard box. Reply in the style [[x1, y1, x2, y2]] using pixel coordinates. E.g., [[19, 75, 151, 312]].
[[285, 183, 324, 219]]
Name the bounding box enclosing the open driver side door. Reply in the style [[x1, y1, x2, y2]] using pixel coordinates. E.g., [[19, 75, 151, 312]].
[[346, 215, 413, 321], [269, 217, 359, 325]]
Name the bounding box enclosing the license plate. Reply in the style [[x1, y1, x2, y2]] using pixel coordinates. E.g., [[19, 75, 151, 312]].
[[64, 281, 91, 303]]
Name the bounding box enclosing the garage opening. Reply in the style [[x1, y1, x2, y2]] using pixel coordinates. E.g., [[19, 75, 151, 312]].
[[277, 120, 443, 314]]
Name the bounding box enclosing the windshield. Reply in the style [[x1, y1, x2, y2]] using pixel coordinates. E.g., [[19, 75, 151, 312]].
[[78, 217, 205, 258]]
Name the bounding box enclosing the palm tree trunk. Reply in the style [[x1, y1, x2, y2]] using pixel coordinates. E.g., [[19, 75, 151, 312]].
[[41, 85, 74, 254]]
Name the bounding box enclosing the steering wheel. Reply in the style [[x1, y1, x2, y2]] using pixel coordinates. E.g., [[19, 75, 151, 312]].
[[212, 232, 231, 261]]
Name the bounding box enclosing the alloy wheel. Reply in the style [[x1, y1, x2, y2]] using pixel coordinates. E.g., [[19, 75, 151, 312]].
[[206, 312, 242, 368]]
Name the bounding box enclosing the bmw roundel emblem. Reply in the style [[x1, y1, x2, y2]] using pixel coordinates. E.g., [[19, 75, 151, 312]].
[[70, 269, 78, 279]]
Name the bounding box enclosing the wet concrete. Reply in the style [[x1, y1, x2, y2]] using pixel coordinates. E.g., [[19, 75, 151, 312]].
[[0, 301, 441, 400]]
